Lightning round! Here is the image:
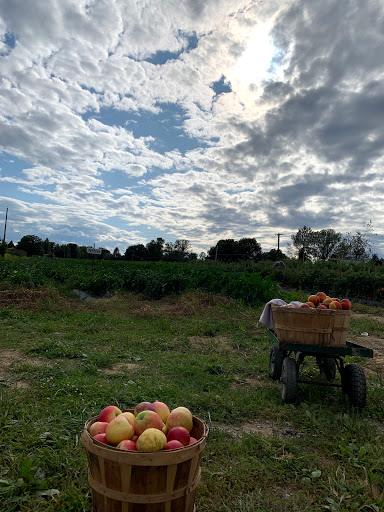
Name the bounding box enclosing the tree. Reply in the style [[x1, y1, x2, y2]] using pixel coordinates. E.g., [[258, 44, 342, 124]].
[[17, 235, 44, 257], [163, 239, 192, 261], [146, 238, 164, 261], [43, 238, 55, 256], [291, 226, 314, 261], [125, 244, 147, 261], [262, 248, 287, 261], [236, 237, 262, 261], [113, 247, 121, 260], [207, 238, 262, 262], [311, 229, 342, 260], [0, 242, 6, 258]]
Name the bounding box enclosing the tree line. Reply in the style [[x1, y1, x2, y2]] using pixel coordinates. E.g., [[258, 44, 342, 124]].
[[0, 224, 380, 264]]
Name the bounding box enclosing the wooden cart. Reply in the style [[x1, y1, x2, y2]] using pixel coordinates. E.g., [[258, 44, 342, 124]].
[[266, 328, 373, 408]]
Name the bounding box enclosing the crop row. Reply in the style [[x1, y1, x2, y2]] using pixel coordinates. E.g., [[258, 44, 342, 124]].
[[0, 259, 279, 306]]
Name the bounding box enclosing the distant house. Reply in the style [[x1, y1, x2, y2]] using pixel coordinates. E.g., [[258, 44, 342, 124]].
[[9, 248, 27, 257]]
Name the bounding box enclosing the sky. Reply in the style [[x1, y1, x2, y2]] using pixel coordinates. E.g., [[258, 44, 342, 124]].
[[1, 0, 384, 257]]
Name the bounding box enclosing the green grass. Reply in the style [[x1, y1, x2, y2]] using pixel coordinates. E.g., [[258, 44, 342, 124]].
[[0, 289, 383, 511]]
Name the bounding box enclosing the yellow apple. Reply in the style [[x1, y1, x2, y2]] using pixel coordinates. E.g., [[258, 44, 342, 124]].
[[136, 428, 167, 452]]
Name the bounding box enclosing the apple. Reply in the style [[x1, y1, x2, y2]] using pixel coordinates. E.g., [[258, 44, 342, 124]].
[[167, 426, 190, 446], [117, 439, 137, 451], [164, 440, 184, 450], [153, 401, 170, 423], [322, 297, 333, 306], [329, 300, 343, 310], [98, 405, 122, 423], [132, 435, 138, 443], [306, 301, 315, 308], [317, 304, 328, 309], [89, 421, 109, 437], [106, 415, 134, 445], [120, 411, 136, 426], [299, 303, 311, 309], [308, 295, 320, 306], [316, 292, 327, 302], [340, 299, 351, 310], [93, 433, 108, 444], [134, 401, 156, 416], [134, 410, 164, 435], [136, 428, 167, 452], [189, 437, 198, 445], [166, 407, 193, 433], [331, 298, 341, 302]]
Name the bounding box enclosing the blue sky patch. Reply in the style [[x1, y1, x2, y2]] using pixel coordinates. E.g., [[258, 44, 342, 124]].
[[212, 76, 232, 95], [83, 102, 209, 153]]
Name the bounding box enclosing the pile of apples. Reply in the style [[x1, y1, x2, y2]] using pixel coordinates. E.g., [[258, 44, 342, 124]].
[[296, 291, 351, 310], [88, 401, 198, 452]]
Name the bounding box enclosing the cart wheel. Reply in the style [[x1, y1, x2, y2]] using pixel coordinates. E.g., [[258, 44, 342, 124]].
[[269, 345, 284, 380], [281, 357, 297, 404], [316, 356, 336, 381], [342, 364, 367, 409]]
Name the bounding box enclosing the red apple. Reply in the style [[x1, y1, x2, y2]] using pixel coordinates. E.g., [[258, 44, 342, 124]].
[[318, 304, 328, 309], [134, 410, 164, 435], [329, 300, 343, 310], [166, 407, 193, 432], [89, 421, 109, 437], [106, 415, 135, 445], [299, 303, 311, 308], [164, 440, 184, 450], [331, 298, 341, 302], [98, 405, 122, 423], [322, 297, 333, 306], [189, 437, 198, 445], [134, 401, 156, 416], [93, 433, 108, 444], [306, 301, 315, 308], [117, 439, 137, 451], [308, 295, 320, 306], [167, 426, 190, 446], [340, 299, 351, 310]]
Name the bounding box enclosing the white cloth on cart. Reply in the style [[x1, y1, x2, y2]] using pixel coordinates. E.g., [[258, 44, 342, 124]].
[[259, 299, 303, 329]]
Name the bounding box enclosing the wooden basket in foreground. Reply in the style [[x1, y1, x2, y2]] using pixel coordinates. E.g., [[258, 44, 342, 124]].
[[81, 411, 209, 512], [271, 306, 351, 347]]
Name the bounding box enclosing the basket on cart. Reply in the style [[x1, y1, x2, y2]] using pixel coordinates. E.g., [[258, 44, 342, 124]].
[[271, 305, 351, 347], [267, 307, 373, 408]]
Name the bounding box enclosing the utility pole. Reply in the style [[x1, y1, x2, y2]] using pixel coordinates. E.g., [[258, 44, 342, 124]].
[[3, 207, 8, 244], [275, 233, 281, 252]]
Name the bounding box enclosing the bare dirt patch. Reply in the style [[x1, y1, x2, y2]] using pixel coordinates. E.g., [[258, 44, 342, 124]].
[[0, 287, 83, 312], [348, 333, 384, 376], [351, 311, 384, 323], [189, 335, 235, 353], [230, 377, 273, 390], [103, 362, 140, 375], [211, 419, 303, 438], [0, 349, 51, 373]]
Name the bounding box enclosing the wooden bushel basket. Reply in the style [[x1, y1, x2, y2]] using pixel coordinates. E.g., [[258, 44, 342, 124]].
[[271, 306, 351, 347], [81, 411, 209, 512]]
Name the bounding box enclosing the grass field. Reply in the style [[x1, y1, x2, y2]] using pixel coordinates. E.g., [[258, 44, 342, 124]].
[[0, 285, 384, 512]]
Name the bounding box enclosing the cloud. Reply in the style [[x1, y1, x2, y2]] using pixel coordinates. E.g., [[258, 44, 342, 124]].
[[0, 0, 384, 256]]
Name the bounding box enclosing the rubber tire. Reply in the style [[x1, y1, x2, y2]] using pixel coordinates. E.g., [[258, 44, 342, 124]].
[[316, 356, 336, 381], [343, 364, 367, 409], [269, 345, 284, 380], [281, 357, 297, 404]]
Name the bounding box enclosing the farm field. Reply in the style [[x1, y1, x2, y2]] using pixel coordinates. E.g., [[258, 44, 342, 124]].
[[0, 262, 384, 511]]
